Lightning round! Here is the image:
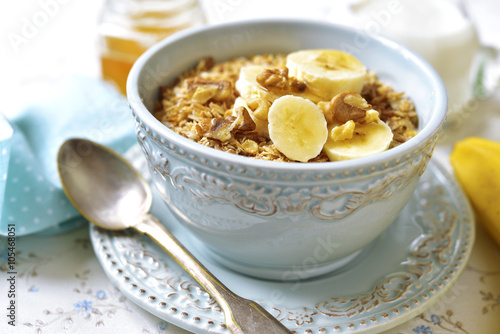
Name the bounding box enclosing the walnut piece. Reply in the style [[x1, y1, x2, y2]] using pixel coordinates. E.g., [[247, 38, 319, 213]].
[[330, 120, 355, 141], [184, 78, 234, 104], [232, 106, 257, 133], [329, 90, 370, 123], [246, 97, 271, 121], [203, 106, 258, 142], [256, 67, 306, 93], [196, 57, 215, 72], [204, 118, 234, 141]]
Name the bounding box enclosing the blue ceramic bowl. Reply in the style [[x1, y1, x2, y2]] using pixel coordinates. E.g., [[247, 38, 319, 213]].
[[127, 19, 447, 280]]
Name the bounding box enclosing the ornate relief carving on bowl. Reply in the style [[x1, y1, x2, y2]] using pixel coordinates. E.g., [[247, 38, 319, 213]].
[[136, 124, 437, 224]]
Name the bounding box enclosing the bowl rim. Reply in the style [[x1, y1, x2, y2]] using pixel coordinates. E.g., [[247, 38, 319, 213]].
[[127, 18, 447, 172]]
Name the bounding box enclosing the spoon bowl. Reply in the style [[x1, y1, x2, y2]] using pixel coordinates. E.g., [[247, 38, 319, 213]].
[[57, 138, 292, 334], [58, 138, 152, 230]]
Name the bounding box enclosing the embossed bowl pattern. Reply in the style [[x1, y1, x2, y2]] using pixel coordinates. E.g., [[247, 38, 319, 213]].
[[127, 19, 447, 280]]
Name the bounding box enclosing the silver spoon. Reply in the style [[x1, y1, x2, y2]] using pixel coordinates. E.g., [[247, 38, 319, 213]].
[[57, 138, 292, 334]]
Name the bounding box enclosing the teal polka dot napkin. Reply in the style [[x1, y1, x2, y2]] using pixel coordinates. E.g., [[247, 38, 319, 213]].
[[0, 113, 13, 222], [0, 76, 137, 236]]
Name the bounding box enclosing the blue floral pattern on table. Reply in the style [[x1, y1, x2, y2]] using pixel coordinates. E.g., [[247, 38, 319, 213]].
[[413, 325, 432, 334], [430, 314, 441, 325], [414, 310, 470, 334], [0, 227, 181, 333], [1, 215, 499, 334], [96, 290, 106, 300], [74, 300, 93, 318]]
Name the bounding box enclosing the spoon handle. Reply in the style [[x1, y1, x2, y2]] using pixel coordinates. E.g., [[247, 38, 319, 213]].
[[133, 214, 292, 334]]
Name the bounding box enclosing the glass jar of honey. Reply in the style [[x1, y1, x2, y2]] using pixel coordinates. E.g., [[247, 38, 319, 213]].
[[98, 0, 205, 95]]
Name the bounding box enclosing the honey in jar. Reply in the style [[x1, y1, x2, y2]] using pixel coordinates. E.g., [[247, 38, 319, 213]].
[[99, 0, 205, 95]]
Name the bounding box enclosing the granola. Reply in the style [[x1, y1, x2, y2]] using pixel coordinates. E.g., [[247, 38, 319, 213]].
[[154, 54, 418, 162]]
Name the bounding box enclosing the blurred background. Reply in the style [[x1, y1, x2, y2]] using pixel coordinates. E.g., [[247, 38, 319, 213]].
[[1, 0, 499, 121]]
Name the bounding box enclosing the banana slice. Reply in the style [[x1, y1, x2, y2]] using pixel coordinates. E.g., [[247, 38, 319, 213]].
[[236, 65, 280, 102], [236, 65, 324, 103], [286, 49, 367, 101], [233, 97, 269, 138], [323, 121, 393, 161], [268, 95, 328, 162]]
